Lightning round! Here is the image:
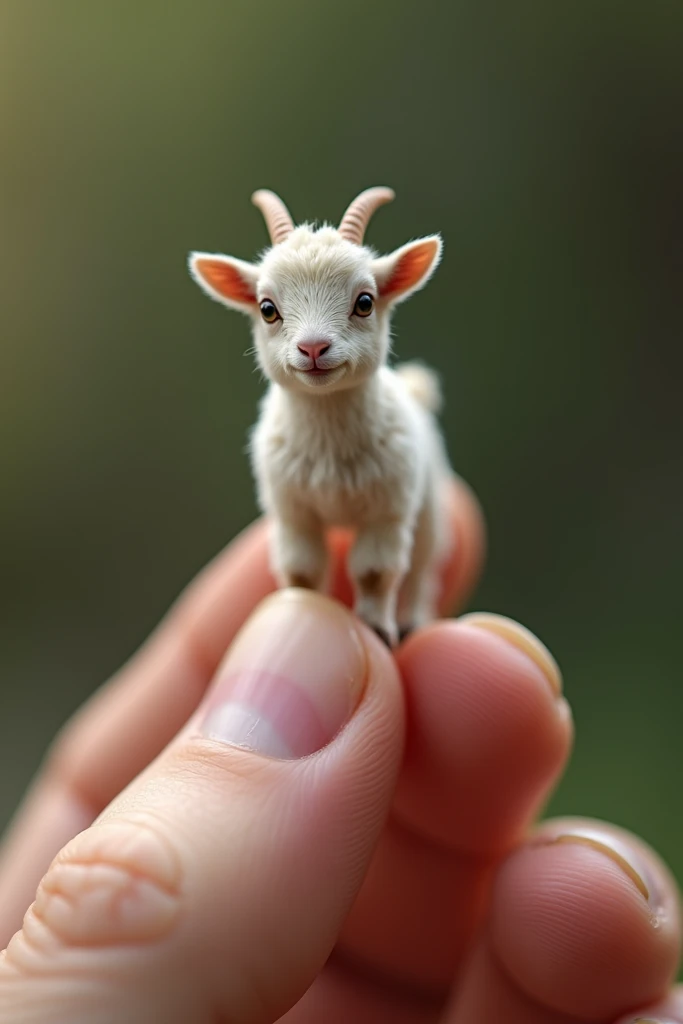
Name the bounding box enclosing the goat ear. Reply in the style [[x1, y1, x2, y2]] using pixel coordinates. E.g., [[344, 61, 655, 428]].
[[373, 236, 442, 304], [188, 253, 259, 313]]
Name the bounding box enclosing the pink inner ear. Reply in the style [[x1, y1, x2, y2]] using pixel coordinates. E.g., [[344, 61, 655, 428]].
[[380, 239, 439, 299], [195, 258, 256, 305]]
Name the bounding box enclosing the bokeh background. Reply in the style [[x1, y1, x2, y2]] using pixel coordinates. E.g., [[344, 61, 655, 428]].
[[1, 0, 682, 889]]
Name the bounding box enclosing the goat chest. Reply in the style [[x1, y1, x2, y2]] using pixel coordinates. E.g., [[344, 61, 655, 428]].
[[251, 405, 422, 528]]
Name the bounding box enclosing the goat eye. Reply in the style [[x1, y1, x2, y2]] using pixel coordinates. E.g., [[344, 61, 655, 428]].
[[353, 293, 374, 317], [260, 300, 280, 323]]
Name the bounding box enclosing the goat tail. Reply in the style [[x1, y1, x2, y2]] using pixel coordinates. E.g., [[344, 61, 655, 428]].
[[395, 361, 442, 414]]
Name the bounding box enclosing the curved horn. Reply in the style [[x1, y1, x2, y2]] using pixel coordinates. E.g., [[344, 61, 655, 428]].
[[338, 186, 395, 245], [251, 189, 295, 245]]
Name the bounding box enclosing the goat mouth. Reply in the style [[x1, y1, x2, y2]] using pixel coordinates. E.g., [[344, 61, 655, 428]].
[[293, 363, 346, 383]]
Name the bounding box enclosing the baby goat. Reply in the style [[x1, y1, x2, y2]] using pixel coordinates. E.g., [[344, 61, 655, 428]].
[[189, 187, 454, 646]]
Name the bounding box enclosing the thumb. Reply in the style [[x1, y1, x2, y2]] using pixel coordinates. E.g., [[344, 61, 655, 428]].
[[0, 590, 405, 1024]]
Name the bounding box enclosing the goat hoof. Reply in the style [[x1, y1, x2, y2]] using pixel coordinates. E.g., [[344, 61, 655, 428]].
[[287, 573, 316, 590], [372, 626, 394, 649]]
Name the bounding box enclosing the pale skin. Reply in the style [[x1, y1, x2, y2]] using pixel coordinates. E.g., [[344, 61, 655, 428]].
[[0, 477, 681, 1023]]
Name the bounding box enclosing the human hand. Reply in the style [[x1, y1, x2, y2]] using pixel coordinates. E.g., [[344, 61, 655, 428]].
[[0, 479, 679, 1023]]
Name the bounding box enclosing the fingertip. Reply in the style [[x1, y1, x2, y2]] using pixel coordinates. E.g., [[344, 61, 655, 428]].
[[614, 985, 683, 1022], [535, 818, 681, 926], [439, 474, 487, 615], [491, 822, 680, 1019], [393, 619, 572, 854], [458, 612, 562, 697], [327, 529, 356, 608]]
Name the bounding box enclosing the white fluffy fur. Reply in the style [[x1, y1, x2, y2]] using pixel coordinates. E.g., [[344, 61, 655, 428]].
[[190, 209, 454, 645]]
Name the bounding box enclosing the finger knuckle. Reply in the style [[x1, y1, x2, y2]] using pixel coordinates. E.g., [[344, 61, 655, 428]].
[[8, 819, 182, 968]]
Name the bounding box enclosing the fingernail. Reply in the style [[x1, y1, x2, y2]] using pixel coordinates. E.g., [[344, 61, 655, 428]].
[[459, 613, 562, 696], [631, 1019, 680, 1023], [544, 828, 655, 905], [201, 589, 367, 759]]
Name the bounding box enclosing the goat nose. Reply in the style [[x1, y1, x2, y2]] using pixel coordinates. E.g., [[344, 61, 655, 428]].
[[297, 340, 331, 361]]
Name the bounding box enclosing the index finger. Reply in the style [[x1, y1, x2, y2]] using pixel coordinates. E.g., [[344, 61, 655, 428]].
[[0, 476, 484, 945]]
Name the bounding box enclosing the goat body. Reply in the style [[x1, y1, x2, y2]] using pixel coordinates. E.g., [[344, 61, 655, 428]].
[[190, 188, 454, 646]]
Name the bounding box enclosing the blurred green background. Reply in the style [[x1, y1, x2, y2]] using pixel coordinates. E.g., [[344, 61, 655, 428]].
[[1, 0, 682, 887]]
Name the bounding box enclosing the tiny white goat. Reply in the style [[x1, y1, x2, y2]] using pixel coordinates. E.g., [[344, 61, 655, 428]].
[[190, 187, 454, 646]]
